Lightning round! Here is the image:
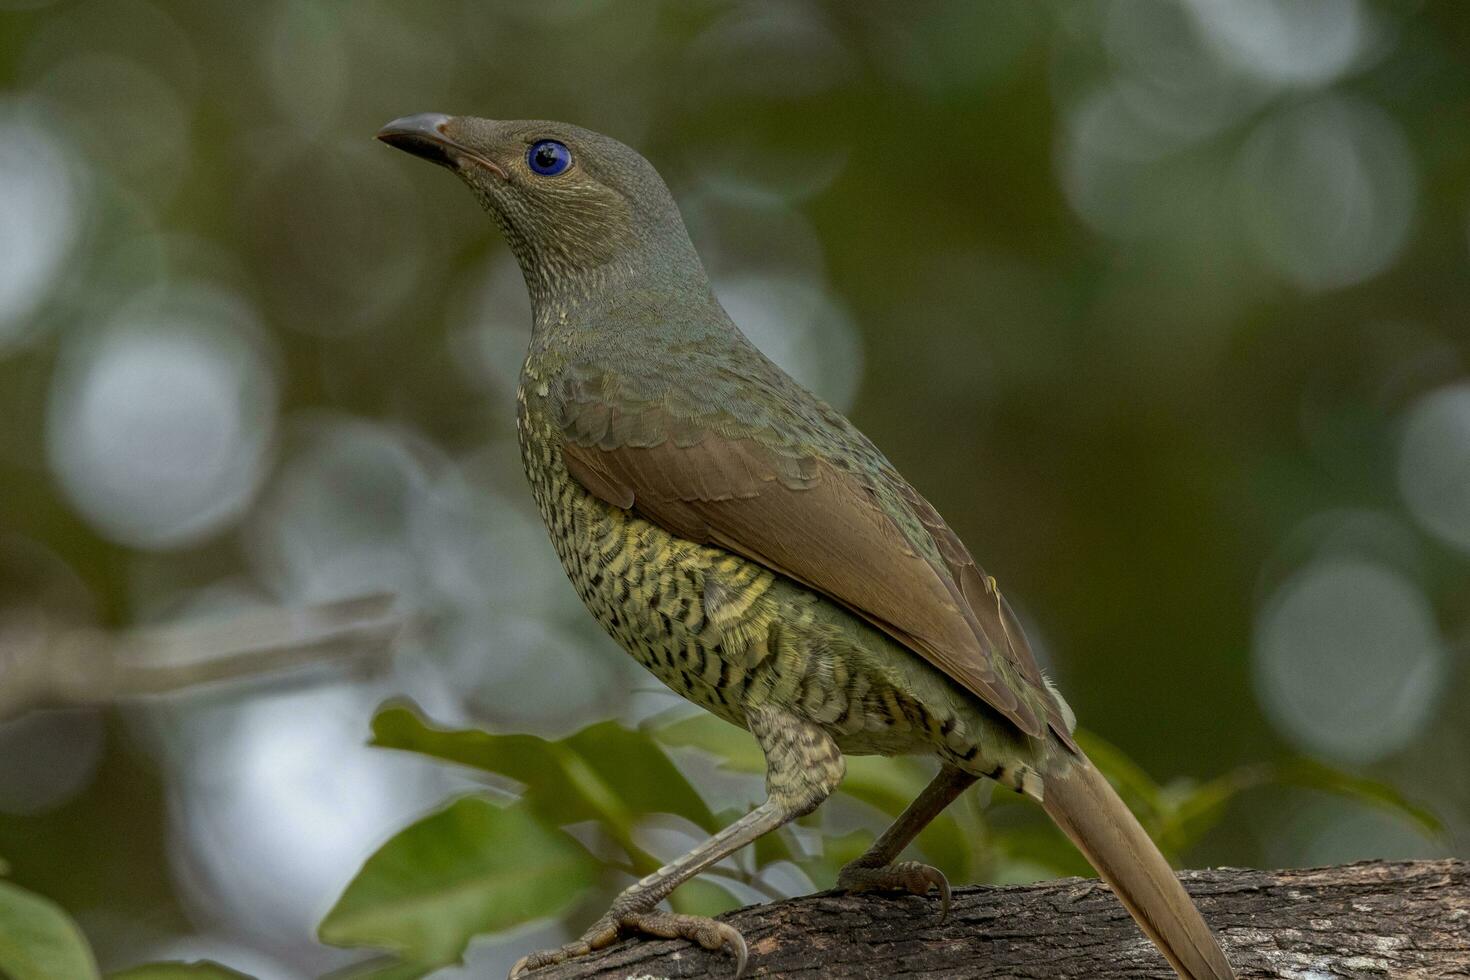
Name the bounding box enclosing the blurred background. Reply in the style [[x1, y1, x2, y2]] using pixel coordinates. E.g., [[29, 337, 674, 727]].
[[0, 0, 1467, 976]]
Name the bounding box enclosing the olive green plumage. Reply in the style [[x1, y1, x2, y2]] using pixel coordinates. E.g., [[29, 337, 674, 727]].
[[519, 383, 1040, 777], [377, 112, 1236, 980]]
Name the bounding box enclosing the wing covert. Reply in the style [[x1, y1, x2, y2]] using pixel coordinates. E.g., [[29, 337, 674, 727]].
[[551, 373, 1071, 744]]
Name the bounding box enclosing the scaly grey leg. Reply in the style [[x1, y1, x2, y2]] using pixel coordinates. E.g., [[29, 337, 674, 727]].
[[836, 763, 977, 916], [511, 704, 845, 979]]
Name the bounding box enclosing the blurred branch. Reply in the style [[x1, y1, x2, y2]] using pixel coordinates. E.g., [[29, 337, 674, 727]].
[[0, 593, 407, 721], [532, 860, 1470, 979]]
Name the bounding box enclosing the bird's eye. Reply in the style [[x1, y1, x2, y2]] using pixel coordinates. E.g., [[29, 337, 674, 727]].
[[527, 139, 572, 176]]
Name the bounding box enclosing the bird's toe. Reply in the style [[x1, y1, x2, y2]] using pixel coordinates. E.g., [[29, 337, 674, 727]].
[[837, 859, 952, 916]]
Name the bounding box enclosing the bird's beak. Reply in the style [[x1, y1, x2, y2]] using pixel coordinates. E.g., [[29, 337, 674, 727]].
[[376, 113, 507, 179]]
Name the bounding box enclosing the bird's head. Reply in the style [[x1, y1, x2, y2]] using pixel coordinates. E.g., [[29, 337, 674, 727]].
[[377, 113, 701, 305]]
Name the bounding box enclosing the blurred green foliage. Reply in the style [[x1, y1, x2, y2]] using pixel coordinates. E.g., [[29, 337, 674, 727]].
[[0, 879, 99, 980], [110, 963, 255, 980], [0, 697, 1446, 976], [318, 797, 596, 975], [0, 879, 246, 979], [326, 701, 1438, 976]]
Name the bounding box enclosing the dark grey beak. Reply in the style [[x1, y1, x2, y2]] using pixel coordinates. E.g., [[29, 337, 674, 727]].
[[376, 113, 458, 168], [376, 112, 508, 180]]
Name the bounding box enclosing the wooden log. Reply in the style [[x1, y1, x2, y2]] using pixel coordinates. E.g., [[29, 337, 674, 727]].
[[533, 860, 1470, 979]]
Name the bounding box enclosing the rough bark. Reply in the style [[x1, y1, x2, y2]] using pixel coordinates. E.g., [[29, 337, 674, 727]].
[[534, 860, 1469, 979]]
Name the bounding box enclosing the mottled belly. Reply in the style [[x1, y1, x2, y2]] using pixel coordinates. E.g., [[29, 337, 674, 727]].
[[518, 419, 1021, 773]]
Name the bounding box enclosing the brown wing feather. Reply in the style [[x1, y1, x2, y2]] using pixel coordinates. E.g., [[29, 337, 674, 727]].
[[559, 412, 1066, 740], [897, 480, 1050, 691]]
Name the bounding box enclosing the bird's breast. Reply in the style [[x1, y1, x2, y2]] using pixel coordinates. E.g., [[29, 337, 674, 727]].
[[516, 393, 763, 727]]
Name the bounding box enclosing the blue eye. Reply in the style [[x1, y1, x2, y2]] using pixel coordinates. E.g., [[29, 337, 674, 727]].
[[527, 139, 572, 176]]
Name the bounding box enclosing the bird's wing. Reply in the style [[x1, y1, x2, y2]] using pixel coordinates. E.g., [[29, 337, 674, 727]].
[[552, 371, 1072, 745]]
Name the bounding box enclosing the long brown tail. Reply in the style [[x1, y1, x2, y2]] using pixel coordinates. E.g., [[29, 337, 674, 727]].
[[1042, 755, 1236, 980]]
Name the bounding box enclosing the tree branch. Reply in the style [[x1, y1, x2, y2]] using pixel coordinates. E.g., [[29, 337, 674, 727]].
[[0, 593, 408, 721], [534, 860, 1469, 979]]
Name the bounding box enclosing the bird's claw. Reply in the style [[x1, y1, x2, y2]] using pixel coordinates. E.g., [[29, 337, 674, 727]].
[[509, 909, 749, 979], [836, 859, 953, 919]]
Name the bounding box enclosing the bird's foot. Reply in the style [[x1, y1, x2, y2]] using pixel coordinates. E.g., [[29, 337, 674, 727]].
[[509, 909, 748, 979], [836, 859, 952, 917]]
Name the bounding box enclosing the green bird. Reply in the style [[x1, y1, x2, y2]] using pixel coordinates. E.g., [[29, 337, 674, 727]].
[[377, 112, 1237, 980]]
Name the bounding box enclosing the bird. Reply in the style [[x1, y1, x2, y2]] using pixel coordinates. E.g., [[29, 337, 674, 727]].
[[376, 112, 1237, 980]]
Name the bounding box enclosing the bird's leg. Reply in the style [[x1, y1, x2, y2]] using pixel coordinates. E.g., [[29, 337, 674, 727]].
[[510, 705, 845, 979], [836, 763, 977, 915]]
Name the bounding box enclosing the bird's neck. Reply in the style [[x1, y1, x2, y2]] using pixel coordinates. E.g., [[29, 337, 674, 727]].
[[522, 236, 722, 351]]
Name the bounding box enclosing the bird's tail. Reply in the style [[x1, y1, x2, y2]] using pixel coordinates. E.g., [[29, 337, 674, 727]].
[[1041, 754, 1236, 980]]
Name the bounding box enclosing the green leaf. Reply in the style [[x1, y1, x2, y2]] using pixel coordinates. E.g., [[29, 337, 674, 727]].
[[841, 758, 976, 875], [671, 876, 742, 918], [371, 702, 719, 837], [1156, 757, 1443, 855], [1270, 758, 1442, 835], [655, 712, 763, 773], [319, 796, 597, 967], [563, 723, 718, 832], [839, 757, 931, 815], [372, 702, 552, 785], [798, 828, 874, 888], [989, 823, 1089, 880], [320, 957, 438, 980], [660, 717, 987, 879], [108, 962, 255, 980], [342, 963, 436, 980], [750, 820, 798, 869], [0, 880, 100, 980]]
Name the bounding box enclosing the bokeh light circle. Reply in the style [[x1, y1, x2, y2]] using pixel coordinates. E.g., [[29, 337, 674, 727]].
[[247, 418, 432, 604], [163, 682, 454, 957], [1236, 95, 1416, 290], [1253, 559, 1445, 763], [47, 288, 278, 550], [1181, 0, 1369, 89], [0, 103, 86, 351], [1397, 384, 1470, 554]]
